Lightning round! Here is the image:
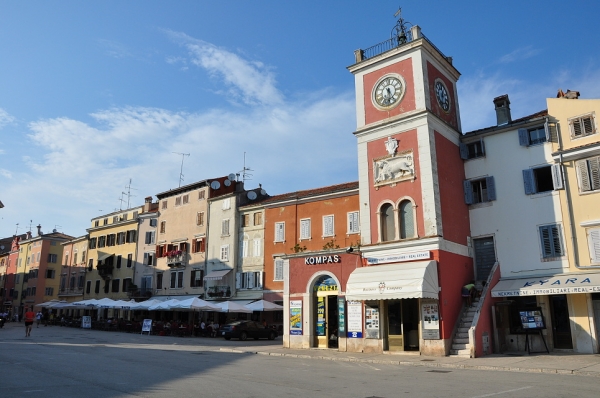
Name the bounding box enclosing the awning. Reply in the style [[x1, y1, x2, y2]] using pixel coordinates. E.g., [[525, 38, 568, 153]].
[[492, 272, 600, 297], [204, 270, 231, 281], [97, 253, 114, 262], [345, 260, 439, 301]]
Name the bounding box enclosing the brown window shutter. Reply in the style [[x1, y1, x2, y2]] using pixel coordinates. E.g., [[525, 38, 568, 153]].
[[191, 239, 197, 253], [200, 239, 205, 253]]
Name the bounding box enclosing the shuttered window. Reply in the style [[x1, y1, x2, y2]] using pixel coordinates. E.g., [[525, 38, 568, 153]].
[[539, 224, 564, 258], [576, 157, 600, 192], [348, 211, 360, 234], [275, 222, 285, 242], [241, 240, 248, 258], [473, 237, 496, 281], [464, 176, 496, 204], [323, 215, 334, 237], [253, 238, 261, 257], [588, 228, 600, 264], [220, 245, 229, 262], [300, 219, 311, 240], [459, 139, 485, 160], [569, 113, 596, 139], [274, 259, 284, 281], [380, 203, 395, 242], [522, 165, 563, 195], [221, 219, 230, 236]]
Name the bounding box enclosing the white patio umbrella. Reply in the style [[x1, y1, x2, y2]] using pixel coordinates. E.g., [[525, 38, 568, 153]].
[[110, 299, 137, 309], [36, 299, 61, 308], [148, 299, 181, 311], [129, 299, 161, 310], [245, 300, 284, 312], [70, 299, 98, 307], [170, 297, 221, 311], [90, 298, 118, 308], [215, 301, 253, 313]]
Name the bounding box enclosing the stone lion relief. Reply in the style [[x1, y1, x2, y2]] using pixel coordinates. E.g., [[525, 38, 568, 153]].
[[373, 148, 415, 187]]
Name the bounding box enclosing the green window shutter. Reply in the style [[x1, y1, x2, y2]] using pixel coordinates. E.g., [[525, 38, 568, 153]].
[[522, 169, 536, 195], [486, 176, 496, 201], [463, 180, 473, 205], [539, 225, 553, 257], [459, 143, 468, 159], [518, 128, 529, 146]]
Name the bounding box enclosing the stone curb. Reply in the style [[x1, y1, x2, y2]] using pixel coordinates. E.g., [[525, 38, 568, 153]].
[[218, 348, 600, 378]]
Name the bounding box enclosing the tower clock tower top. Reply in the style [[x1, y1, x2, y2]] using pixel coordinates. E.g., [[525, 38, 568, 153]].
[[348, 11, 461, 132]]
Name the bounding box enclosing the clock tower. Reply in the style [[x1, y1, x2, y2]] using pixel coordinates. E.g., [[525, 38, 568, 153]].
[[346, 13, 472, 356]]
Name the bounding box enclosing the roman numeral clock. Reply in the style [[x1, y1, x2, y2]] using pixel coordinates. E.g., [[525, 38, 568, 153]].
[[372, 74, 406, 110]]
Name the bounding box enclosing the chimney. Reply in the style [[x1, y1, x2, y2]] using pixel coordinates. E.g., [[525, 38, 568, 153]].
[[26, 231, 32, 240], [36, 224, 42, 237], [143, 196, 153, 212], [493, 95, 511, 126]]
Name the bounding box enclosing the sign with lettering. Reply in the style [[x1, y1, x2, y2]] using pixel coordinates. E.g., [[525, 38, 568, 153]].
[[289, 300, 302, 335], [81, 316, 92, 329], [347, 301, 363, 338], [141, 319, 152, 333], [365, 251, 430, 265], [305, 255, 341, 265], [492, 274, 600, 297], [421, 300, 440, 340], [519, 308, 545, 330]]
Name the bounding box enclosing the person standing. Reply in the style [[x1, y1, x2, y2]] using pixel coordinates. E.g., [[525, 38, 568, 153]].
[[461, 281, 476, 307], [24, 307, 35, 337], [36, 311, 42, 327]]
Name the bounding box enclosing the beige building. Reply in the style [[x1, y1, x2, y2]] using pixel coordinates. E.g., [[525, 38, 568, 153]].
[[236, 201, 266, 301], [59, 235, 88, 303], [132, 197, 159, 300]]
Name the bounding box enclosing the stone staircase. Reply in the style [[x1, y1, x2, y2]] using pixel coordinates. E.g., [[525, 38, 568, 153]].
[[449, 297, 479, 357]]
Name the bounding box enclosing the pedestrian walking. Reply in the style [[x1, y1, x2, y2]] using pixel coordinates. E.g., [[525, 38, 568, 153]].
[[36, 311, 42, 327], [24, 307, 35, 337]]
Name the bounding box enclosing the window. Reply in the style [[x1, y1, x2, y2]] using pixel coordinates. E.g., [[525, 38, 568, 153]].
[[143, 252, 155, 266], [141, 276, 152, 292], [160, 221, 166, 234], [161, 200, 168, 209], [459, 139, 485, 160], [539, 224, 564, 258], [122, 213, 128, 221], [82, 251, 86, 264], [170, 271, 184, 288], [518, 126, 548, 146], [182, 194, 189, 204], [36, 252, 40, 263], [254, 212, 262, 226], [399, 200, 415, 239], [113, 216, 119, 223], [222, 198, 231, 210], [192, 238, 205, 253], [95, 280, 100, 294], [220, 245, 229, 262], [94, 220, 100, 227], [145, 231, 155, 245], [133, 211, 138, 219], [126, 230, 136, 243], [112, 279, 120, 293], [237, 271, 263, 289], [588, 228, 600, 264], [274, 259, 284, 281], [242, 214, 250, 227], [73, 252, 78, 265], [275, 222, 285, 242], [523, 165, 563, 194], [107, 234, 116, 246], [348, 211, 359, 234], [44, 287, 53, 296], [473, 237, 496, 281], [103, 218, 108, 225], [98, 236, 106, 248], [569, 113, 596, 139], [464, 177, 496, 204], [196, 212, 205, 226], [190, 270, 203, 287], [127, 254, 133, 268], [104, 280, 110, 293], [175, 196, 182, 206], [47, 254, 57, 263], [70, 276, 75, 289], [380, 203, 396, 242], [117, 232, 126, 245], [86, 280, 91, 294], [122, 278, 132, 292], [156, 273, 163, 290], [323, 215, 334, 237], [576, 156, 600, 193], [300, 219, 311, 240], [116, 255, 122, 269], [221, 219, 230, 236], [241, 239, 248, 258], [198, 190, 206, 200], [150, 219, 157, 227], [253, 238, 261, 257]]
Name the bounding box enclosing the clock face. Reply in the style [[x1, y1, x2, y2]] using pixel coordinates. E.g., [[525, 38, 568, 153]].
[[372, 74, 405, 110], [434, 80, 450, 112]]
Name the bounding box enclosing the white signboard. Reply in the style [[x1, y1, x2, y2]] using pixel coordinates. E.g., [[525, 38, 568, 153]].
[[141, 319, 152, 334], [346, 301, 363, 338], [421, 300, 440, 340], [81, 316, 92, 329], [365, 251, 430, 265]]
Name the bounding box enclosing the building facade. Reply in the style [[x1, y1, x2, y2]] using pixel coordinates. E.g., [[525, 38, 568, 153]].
[[131, 197, 159, 300], [59, 235, 88, 303]]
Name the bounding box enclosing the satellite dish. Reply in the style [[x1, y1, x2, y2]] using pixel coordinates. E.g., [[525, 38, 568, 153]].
[[260, 189, 267, 196], [224, 179, 231, 187], [210, 181, 221, 190], [228, 173, 236, 181], [247, 191, 257, 200]]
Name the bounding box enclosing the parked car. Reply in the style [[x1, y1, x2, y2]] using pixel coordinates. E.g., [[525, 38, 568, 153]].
[[221, 320, 278, 341]]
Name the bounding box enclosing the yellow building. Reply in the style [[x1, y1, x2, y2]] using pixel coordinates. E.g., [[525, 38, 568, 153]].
[[59, 235, 89, 303], [86, 207, 143, 306], [547, 95, 600, 353]]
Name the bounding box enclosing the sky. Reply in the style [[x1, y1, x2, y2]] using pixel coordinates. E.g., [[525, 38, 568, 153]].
[[1, 1, 599, 239]]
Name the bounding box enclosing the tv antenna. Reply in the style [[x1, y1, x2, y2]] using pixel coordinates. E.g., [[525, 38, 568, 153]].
[[173, 152, 190, 187], [15, 223, 19, 235], [118, 192, 126, 210], [54, 225, 62, 232], [124, 178, 137, 209], [28, 219, 33, 233], [239, 152, 253, 183]]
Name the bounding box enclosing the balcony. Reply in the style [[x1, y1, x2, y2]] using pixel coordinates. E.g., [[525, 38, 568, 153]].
[[206, 285, 231, 299], [166, 251, 188, 268], [97, 263, 114, 280], [127, 285, 153, 299]]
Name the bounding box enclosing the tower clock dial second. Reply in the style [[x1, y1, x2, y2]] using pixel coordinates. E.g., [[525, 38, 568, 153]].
[[373, 74, 405, 109]]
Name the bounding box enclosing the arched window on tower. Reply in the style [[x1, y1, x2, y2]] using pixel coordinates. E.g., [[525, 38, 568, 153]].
[[399, 200, 415, 239], [380, 203, 396, 242]]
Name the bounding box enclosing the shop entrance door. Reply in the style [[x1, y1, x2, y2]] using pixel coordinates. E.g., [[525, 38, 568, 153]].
[[593, 300, 600, 352], [386, 299, 419, 352], [315, 293, 339, 348], [550, 294, 573, 349]]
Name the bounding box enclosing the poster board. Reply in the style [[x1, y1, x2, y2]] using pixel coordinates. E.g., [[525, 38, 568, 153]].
[[347, 301, 363, 338], [519, 308, 545, 330], [421, 300, 440, 340], [81, 316, 92, 329], [364, 301, 380, 339], [289, 300, 303, 335], [337, 297, 346, 336], [141, 319, 152, 335]]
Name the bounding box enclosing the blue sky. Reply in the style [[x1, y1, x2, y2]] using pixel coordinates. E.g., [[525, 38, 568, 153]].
[[1, 1, 599, 238]]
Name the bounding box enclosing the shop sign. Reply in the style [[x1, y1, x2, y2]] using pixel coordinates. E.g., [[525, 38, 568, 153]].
[[364, 303, 380, 339], [290, 300, 302, 335], [347, 301, 363, 338], [365, 251, 430, 265], [316, 297, 326, 336], [421, 300, 440, 340], [81, 316, 92, 329], [305, 255, 341, 265], [337, 297, 346, 335], [141, 319, 152, 333]]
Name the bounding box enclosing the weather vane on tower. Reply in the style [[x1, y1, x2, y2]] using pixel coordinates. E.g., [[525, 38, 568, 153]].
[[392, 7, 412, 46]]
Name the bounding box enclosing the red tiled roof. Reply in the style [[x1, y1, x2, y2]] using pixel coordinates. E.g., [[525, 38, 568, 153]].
[[258, 181, 359, 206], [465, 109, 548, 136]]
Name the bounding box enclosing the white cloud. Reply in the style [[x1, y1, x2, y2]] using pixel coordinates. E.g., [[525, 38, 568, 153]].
[[0, 168, 12, 178], [97, 39, 133, 59], [498, 46, 541, 64], [0, 108, 15, 128]]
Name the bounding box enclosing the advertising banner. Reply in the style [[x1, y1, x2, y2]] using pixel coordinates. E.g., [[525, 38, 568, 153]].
[[347, 301, 363, 338], [289, 300, 303, 335], [337, 297, 346, 335], [421, 300, 440, 339], [81, 316, 92, 329]]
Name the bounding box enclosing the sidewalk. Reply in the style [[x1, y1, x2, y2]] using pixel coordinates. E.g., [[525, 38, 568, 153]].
[[220, 344, 600, 378]]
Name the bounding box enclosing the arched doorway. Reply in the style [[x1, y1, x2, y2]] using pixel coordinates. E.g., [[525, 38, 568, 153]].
[[311, 274, 339, 349]]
